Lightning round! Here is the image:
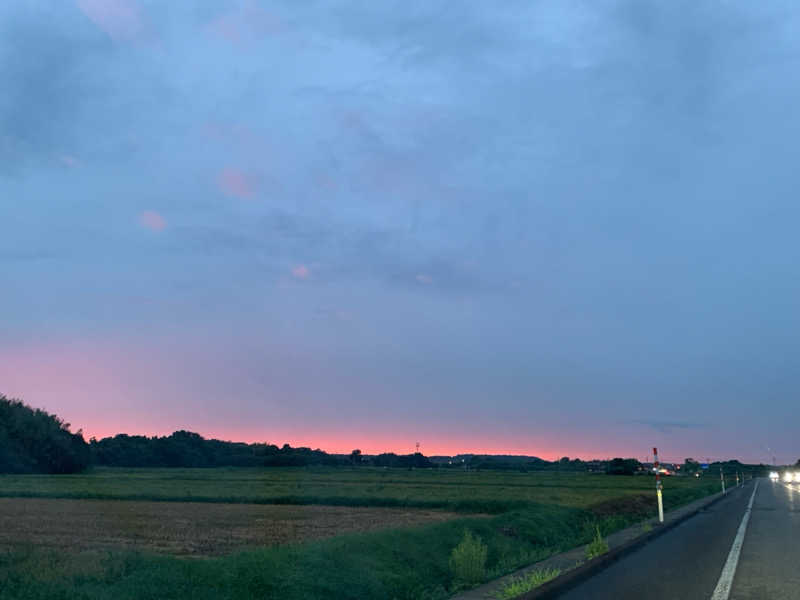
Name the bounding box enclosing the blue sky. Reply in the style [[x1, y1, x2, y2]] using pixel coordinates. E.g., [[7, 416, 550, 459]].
[[2, 0, 800, 462]]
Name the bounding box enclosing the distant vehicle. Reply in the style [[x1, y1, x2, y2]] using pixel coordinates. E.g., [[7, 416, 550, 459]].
[[769, 471, 779, 481], [781, 471, 800, 483]]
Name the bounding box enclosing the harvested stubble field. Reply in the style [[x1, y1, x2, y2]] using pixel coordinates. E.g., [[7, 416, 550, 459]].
[[0, 467, 727, 600], [0, 497, 463, 556]]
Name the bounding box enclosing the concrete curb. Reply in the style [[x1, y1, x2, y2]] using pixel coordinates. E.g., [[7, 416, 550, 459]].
[[453, 482, 750, 600]]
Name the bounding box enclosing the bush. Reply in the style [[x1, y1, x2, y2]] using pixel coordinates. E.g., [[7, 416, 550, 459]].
[[584, 525, 609, 560], [449, 530, 488, 586]]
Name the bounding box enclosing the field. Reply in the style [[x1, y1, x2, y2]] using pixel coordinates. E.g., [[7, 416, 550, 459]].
[[0, 467, 723, 512], [0, 498, 464, 556], [0, 467, 729, 600]]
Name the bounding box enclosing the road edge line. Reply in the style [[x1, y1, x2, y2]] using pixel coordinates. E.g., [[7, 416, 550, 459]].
[[709, 480, 759, 600]]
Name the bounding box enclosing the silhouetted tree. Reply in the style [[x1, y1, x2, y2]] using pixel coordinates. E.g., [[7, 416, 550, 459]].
[[372, 452, 432, 468], [607, 458, 641, 475], [683, 458, 701, 474], [0, 395, 90, 474]]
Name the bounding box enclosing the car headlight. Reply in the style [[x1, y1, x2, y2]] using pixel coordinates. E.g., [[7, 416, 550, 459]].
[[784, 472, 793, 482]]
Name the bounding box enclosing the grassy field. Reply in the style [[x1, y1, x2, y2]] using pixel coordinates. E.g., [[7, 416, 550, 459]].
[[0, 468, 731, 600], [0, 466, 729, 512]]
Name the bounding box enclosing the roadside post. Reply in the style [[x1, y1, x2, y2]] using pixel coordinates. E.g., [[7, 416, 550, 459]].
[[736, 472, 740, 486], [653, 447, 664, 523], [720, 467, 726, 495]]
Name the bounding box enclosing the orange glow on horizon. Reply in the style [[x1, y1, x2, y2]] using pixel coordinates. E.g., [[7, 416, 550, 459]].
[[1, 340, 714, 464]]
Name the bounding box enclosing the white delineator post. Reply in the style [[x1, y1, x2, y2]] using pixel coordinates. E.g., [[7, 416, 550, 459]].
[[653, 447, 664, 523], [721, 467, 726, 495]]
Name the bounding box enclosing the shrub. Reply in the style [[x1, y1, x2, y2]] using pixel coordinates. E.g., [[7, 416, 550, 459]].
[[584, 525, 609, 560], [449, 530, 488, 586], [495, 568, 561, 599]]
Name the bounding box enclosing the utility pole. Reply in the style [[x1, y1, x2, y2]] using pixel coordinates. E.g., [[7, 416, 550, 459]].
[[653, 447, 664, 523]]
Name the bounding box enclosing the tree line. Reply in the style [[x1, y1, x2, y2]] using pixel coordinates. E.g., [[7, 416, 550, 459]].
[[0, 395, 436, 473], [0, 395, 773, 475]]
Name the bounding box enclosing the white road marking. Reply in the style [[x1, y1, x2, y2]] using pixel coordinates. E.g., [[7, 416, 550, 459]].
[[710, 480, 760, 600]]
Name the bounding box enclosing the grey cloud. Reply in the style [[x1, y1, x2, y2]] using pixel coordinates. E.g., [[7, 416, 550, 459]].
[[168, 210, 499, 294], [629, 420, 710, 434], [0, 6, 104, 173]]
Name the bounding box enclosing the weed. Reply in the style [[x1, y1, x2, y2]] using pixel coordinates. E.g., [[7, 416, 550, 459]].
[[495, 568, 561, 599], [584, 526, 609, 560]]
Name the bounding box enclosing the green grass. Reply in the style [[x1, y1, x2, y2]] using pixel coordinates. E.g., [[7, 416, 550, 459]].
[[495, 568, 561, 600], [0, 467, 726, 513], [0, 468, 726, 599]]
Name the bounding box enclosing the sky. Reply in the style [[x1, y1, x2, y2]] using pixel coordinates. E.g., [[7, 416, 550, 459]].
[[2, 1, 800, 463]]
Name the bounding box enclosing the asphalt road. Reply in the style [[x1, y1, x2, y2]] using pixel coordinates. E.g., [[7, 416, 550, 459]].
[[729, 479, 800, 599], [557, 478, 800, 600]]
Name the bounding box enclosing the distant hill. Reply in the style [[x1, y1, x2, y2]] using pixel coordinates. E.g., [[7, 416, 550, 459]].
[[429, 454, 545, 464], [0, 395, 90, 474]]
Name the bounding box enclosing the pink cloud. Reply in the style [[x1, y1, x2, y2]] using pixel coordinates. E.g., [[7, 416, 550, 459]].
[[209, 14, 243, 44], [76, 0, 145, 42], [416, 274, 433, 285], [314, 173, 338, 192], [291, 265, 310, 280], [207, 1, 283, 45], [58, 155, 80, 168], [218, 168, 256, 199], [139, 210, 166, 232]]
